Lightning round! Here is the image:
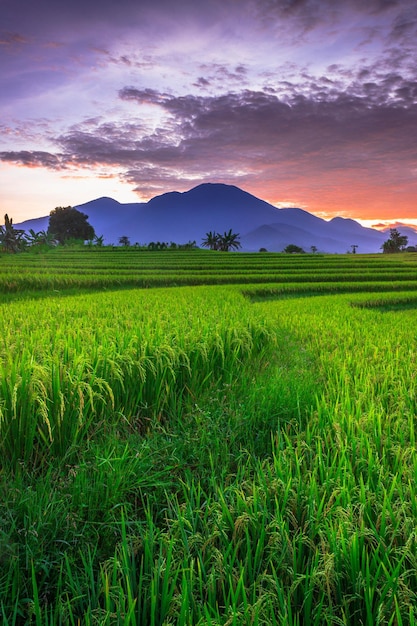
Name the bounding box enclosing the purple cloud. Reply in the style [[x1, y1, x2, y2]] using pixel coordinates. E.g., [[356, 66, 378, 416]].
[[1, 0, 417, 219], [2, 76, 415, 192]]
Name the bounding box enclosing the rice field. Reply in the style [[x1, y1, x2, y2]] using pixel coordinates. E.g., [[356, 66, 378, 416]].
[[1, 247, 417, 624]]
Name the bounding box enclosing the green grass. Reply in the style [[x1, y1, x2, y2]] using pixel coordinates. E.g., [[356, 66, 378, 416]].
[[1, 249, 417, 624], [1, 248, 417, 293]]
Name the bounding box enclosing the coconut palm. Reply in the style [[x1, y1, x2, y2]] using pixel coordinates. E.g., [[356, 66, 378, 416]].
[[218, 229, 241, 252], [202, 231, 220, 251]]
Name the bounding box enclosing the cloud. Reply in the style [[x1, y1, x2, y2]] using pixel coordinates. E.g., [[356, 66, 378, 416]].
[[3, 74, 415, 198], [0, 32, 28, 46], [194, 63, 249, 90], [0, 150, 63, 169]]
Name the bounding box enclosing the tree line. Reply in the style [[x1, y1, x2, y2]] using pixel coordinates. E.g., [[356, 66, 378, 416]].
[[0, 207, 96, 253], [1, 207, 415, 254], [0, 206, 244, 253]]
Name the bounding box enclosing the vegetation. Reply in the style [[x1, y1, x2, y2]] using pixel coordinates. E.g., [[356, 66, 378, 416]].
[[0, 214, 27, 253], [381, 227, 408, 253], [1, 249, 417, 623], [25, 229, 57, 249], [283, 243, 305, 253], [48, 206, 95, 244], [202, 229, 241, 251], [147, 240, 197, 250]]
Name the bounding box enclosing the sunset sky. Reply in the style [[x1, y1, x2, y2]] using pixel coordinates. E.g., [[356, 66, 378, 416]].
[[1, 0, 417, 226]]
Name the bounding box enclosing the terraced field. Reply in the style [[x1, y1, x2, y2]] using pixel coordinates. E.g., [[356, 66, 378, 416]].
[[1, 248, 417, 624]]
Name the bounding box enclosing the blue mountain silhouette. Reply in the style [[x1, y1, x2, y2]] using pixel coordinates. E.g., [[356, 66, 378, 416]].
[[16, 183, 416, 253]]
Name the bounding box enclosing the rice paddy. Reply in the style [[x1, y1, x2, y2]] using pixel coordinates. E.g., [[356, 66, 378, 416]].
[[1, 247, 417, 624]]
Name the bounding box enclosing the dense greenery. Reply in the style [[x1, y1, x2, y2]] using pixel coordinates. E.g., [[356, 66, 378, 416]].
[[201, 229, 241, 251], [1, 249, 417, 624], [48, 206, 95, 244], [0, 246, 417, 293], [283, 244, 305, 253], [0, 214, 27, 253], [381, 227, 408, 253]]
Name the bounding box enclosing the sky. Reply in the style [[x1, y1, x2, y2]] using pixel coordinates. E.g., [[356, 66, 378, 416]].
[[1, 0, 417, 226]]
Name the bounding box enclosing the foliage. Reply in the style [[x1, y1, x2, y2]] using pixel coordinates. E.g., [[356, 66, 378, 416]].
[[202, 229, 241, 251], [0, 214, 27, 253], [147, 240, 168, 250], [381, 228, 408, 253], [147, 240, 197, 250], [1, 248, 417, 293], [48, 206, 95, 244], [25, 228, 57, 249], [118, 235, 131, 246], [201, 230, 220, 250], [2, 264, 417, 623], [283, 243, 305, 253]]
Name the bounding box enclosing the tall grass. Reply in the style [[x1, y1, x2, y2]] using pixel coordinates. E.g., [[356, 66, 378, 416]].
[[0, 286, 272, 465], [2, 253, 417, 623], [1, 248, 417, 293]]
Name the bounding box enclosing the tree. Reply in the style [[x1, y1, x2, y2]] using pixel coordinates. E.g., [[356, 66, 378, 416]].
[[0, 214, 27, 253], [202, 231, 220, 251], [381, 228, 408, 253], [218, 229, 241, 252], [118, 235, 130, 247], [310, 245, 318, 254], [202, 230, 241, 252], [284, 244, 305, 253], [48, 206, 95, 244], [25, 229, 57, 248], [94, 235, 104, 247], [351, 244, 358, 254]]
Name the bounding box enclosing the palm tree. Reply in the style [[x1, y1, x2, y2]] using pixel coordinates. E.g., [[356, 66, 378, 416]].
[[25, 229, 57, 248], [218, 229, 241, 252], [0, 214, 27, 253], [202, 231, 220, 251]]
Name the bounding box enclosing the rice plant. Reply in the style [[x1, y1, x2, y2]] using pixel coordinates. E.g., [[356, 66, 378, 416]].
[[1, 250, 417, 623]]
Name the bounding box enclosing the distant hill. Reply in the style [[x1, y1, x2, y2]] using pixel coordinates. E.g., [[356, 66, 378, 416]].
[[15, 183, 417, 253]]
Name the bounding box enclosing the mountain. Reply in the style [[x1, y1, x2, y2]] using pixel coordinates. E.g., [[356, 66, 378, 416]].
[[14, 183, 417, 253], [381, 224, 417, 240]]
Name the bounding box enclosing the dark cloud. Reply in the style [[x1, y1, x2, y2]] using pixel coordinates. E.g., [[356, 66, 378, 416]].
[[194, 63, 249, 90], [3, 76, 415, 197], [119, 87, 169, 107], [0, 150, 63, 169], [390, 5, 417, 40], [255, 0, 410, 20], [251, 0, 417, 57], [193, 77, 211, 89]]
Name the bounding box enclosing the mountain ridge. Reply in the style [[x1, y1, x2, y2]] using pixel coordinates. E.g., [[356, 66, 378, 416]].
[[14, 183, 417, 253]]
